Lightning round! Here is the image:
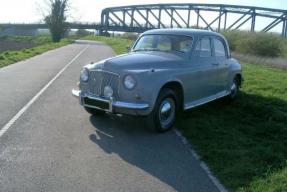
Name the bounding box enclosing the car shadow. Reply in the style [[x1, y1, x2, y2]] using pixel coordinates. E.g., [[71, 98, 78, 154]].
[[88, 91, 287, 191], [88, 114, 218, 192]]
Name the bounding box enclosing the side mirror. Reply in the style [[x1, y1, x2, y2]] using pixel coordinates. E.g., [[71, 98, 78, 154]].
[[126, 46, 131, 52]]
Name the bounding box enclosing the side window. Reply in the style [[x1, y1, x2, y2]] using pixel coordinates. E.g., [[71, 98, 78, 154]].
[[195, 38, 211, 57], [214, 38, 226, 57]]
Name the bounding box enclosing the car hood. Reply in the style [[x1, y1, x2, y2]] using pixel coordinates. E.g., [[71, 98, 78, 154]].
[[90, 51, 184, 73]]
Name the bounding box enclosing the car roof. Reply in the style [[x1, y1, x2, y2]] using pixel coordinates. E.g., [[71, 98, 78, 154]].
[[142, 28, 224, 39]]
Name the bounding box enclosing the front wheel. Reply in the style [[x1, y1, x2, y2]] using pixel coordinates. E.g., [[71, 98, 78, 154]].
[[146, 88, 178, 133]]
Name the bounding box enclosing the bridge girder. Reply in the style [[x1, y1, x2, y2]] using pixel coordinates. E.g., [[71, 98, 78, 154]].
[[1, 4, 286, 37], [101, 3, 287, 37]]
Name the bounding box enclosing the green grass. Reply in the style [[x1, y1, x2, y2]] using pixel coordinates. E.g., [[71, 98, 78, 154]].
[[82, 36, 287, 192], [82, 35, 133, 54], [0, 37, 72, 68], [178, 63, 287, 191], [0, 35, 53, 45]]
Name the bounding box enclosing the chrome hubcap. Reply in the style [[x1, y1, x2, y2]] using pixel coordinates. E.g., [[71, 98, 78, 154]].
[[159, 98, 175, 128]]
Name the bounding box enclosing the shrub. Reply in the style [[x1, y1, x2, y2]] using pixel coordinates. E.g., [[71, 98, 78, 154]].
[[122, 32, 139, 40], [222, 31, 284, 57], [222, 30, 242, 51], [75, 29, 92, 37], [238, 32, 282, 57]]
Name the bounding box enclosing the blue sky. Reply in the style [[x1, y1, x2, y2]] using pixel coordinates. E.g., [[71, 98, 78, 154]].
[[0, 0, 286, 32]]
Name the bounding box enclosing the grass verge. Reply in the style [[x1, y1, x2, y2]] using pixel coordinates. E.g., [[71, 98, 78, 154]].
[[82, 35, 133, 54], [178, 63, 287, 191], [0, 35, 53, 45], [83, 35, 287, 192], [0, 37, 72, 68]]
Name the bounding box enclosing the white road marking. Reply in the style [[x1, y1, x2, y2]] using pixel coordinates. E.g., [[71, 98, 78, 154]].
[[0, 45, 89, 138]]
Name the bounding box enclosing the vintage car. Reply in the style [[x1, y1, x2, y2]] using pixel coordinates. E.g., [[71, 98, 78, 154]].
[[72, 28, 242, 132]]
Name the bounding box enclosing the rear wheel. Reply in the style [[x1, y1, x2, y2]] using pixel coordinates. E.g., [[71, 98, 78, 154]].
[[147, 88, 178, 133], [227, 77, 240, 101], [84, 106, 105, 115]]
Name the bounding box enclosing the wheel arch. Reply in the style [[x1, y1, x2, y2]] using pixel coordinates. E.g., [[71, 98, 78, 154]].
[[156, 81, 184, 111], [234, 73, 243, 87]]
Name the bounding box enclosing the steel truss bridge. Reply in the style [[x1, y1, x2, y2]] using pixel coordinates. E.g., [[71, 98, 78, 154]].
[[101, 4, 287, 37], [1, 4, 287, 37]]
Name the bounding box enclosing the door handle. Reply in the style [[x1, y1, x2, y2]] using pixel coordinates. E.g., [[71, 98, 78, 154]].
[[212, 63, 219, 66]]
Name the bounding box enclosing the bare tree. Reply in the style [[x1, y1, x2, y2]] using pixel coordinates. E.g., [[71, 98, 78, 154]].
[[45, 0, 69, 42]]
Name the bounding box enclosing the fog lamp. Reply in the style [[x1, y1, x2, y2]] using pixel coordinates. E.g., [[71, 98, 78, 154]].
[[104, 86, 113, 97]]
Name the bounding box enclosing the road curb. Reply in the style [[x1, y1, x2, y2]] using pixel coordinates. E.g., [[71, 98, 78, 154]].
[[174, 129, 229, 192]]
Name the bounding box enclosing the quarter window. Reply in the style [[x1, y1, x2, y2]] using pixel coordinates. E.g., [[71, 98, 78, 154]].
[[195, 38, 211, 57], [214, 38, 226, 57]]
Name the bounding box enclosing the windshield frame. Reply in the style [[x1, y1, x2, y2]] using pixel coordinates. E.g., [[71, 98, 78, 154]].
[[131, 34, 194, 56]]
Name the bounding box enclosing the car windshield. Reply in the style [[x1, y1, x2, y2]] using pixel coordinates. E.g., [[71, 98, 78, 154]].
[[133, 34, 193, 54]]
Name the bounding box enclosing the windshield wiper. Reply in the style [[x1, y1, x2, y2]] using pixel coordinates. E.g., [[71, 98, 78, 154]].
[[132, 48, 161, 52]]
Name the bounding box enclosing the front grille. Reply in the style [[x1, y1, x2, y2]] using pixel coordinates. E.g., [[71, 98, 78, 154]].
[[88, 70, 119, 98]]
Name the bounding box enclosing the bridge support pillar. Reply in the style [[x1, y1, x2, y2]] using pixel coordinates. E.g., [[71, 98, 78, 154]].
[[218, 10, 222, 32], [196, 9, 200, 28], [282, 15, 287, 38], [224, 11, 227, 30], [187, 8, 191, 28], [170, 9, 174, 28], [99, 29, 103, 36], [251, 9, 256, 32], [158, 8, 162, 28]]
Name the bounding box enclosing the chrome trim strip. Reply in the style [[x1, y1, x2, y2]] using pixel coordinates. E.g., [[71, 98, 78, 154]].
[[85, 94, 110, 103], [113, 101, 149, 110], [184, 91, 230, 110], [84, 104, 110, 112], [89, 69, 120, 77]]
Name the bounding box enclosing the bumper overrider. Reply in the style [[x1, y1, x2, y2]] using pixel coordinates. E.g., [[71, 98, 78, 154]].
[[72, 89, 150, 116]]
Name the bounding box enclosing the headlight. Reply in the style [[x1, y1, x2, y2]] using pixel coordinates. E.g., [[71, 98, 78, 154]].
[[80, 68, 89, 82], [124, 75, 136, 90]]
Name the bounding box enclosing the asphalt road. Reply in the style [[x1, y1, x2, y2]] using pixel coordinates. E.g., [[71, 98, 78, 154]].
[[0, 41, 220, 192]]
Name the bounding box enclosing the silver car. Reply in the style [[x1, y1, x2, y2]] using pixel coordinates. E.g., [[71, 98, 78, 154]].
[[72, 29, 242, 132]]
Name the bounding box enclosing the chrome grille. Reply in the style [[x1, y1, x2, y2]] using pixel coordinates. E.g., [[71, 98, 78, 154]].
[[88, 70, 119, 98]]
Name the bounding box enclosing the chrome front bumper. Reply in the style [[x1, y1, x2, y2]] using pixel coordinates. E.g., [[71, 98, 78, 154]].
[[72, 89, 149, 115]]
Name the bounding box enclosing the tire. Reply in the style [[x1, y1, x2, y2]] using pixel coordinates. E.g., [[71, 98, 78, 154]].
[[227, 76, 240, 101], [84, 106, 105, 115], [146, 88, 178, 133]]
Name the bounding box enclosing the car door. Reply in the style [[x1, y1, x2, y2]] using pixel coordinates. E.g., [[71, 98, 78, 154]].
[[182, 36, 218, 106], [213, 37, 229, 93]]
